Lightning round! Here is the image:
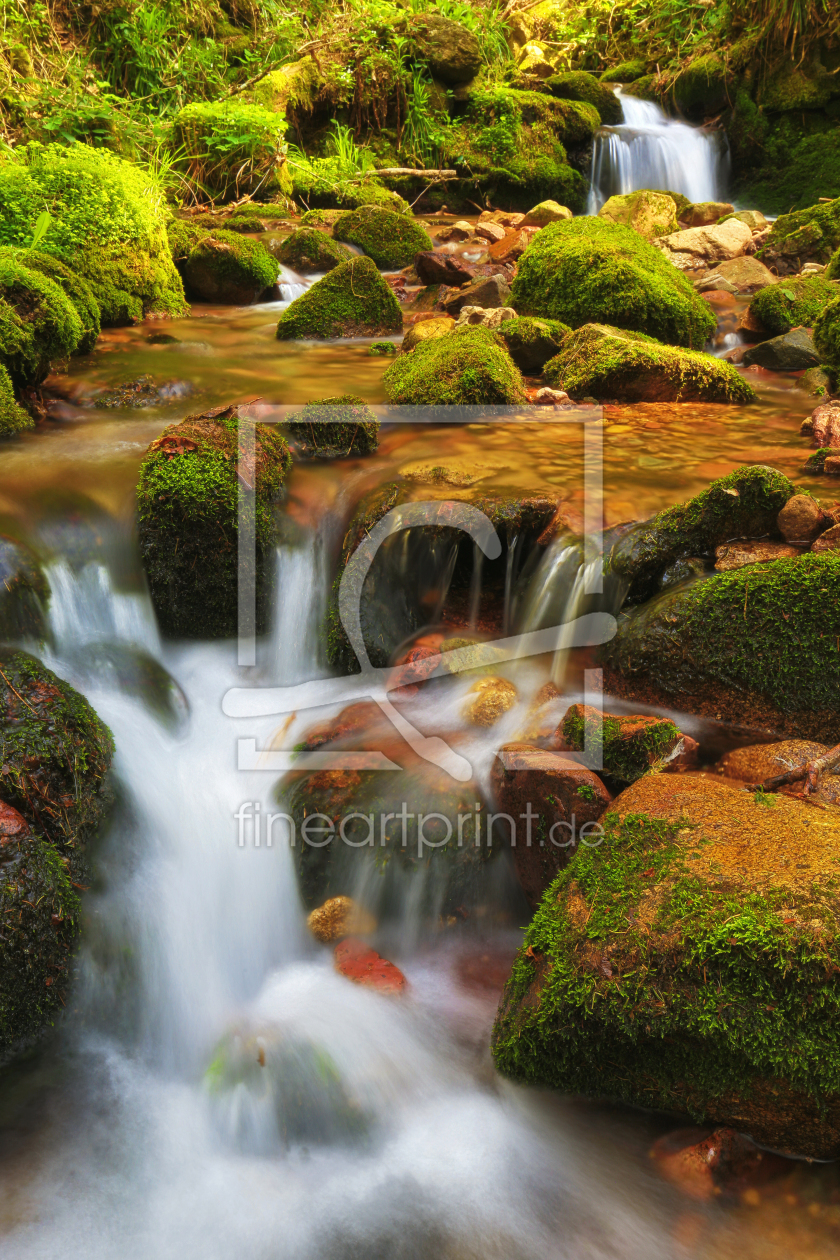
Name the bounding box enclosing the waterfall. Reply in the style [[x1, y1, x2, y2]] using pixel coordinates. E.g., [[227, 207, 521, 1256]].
[[587, 89, 728, 213]]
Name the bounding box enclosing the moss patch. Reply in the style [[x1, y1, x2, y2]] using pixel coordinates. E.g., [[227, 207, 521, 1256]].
[[814, 293, 840, 378], [749, 275, 839, 335], [286, 394, 379, 459], [333, 206, 431, 271], [512, 218, 716, 349], [277, 228, 352, 273], [600, 60, 647, 84], [597, 190, 678, 240], [561, 703, 683, 782], [172, 100, 288, 201], [383, 325, 525, 405], [0, 250, 83, 388], [0, 364, 32, 437], [547, 71, 622, 125], [497, 316, 569, 372], [16, 249, 101, 354], [276, 256, 402, 340], [758, 197, 840, 273], [183, 229, 277, 303]]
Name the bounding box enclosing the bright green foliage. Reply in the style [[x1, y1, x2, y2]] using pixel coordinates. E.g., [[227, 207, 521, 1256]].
[[608, 464, 794, 605], [167, 218, 210, 265], [0, 364, 33, 438], [277, 229, 352, 273], [512, 218, 716, 348], [136, 406, 292, 638], [382, 325, 525, 405], [0, 251, 83, 388], [173, 100, 289, 200], [182, 229, 278, 302], [750, 275, 839, 335], [17, 250, 102, 353], [286, 394, 379, 459], [814, 294, 840, 377], [290, 161, 408, 212], [0, 144, 187, 325], [543, 324, 758, 404], [497, 316, 569, 372], [333, 206, 432, 271], [547, 72, 622, 124], [276, 257, 402, 340]]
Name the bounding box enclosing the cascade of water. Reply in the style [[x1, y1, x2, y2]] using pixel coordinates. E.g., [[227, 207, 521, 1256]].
[[277, 263, 311, 303], [587, 89, 728, 213]]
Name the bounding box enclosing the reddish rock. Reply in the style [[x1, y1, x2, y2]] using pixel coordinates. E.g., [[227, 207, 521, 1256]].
[[334, 937, 407, 994], [777, 493, 826, 544], [651, 1127, 789, 1202], [298, 702, 380, 751], [702, 290, 737, 309], [664, 733, 700, 772], [475, 221, 506, 243], [490, 742, 610, 908], [488, 231, 529, 262], [0, 800, 29, 865], [736, 306, 768, 339], [478, 210, 524, 229], [414, 251, 474, 287], [813, 522, 840, 553], [715, 539, 803, 570], [388, 643, 441, 697], [802, 402, 840, 448]]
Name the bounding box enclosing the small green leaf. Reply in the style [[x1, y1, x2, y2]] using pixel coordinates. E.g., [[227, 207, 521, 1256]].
[[780, 288, 796, 301], [30, 210, 52, 250]]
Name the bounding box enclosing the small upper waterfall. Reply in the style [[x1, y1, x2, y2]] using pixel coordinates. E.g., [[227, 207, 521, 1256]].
[[587, 89, 728, 213]]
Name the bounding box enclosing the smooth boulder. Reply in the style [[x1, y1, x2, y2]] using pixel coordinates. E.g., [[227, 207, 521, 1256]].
[[742, 328, 820, 372], [276, 257, 402, 339], [654, 218, 753, 269], [597, 190, 678, 240]]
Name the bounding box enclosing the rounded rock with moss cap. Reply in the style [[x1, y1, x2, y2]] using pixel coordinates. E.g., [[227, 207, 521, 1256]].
[[286, 395, 379, 460], [497, 316, 569, 372], [600, 60, 647, 84], [333, 206, 432, 271], [15, 249, 101, 353], [276, 256, 402, 341], [512, 218, 716, 348], [748, 275, 839, 336], [183, 230, 277, 304], [136, 403, 291, 638], [0, 251, 83, 388], [597, 190, 678, 240], [758, 197, 840, 275], [0, 365, 32, 438], [547, 71, 622, 125], [383, 324, 525, 406], [520, 201, 572, 228], [277, 228, 352, 274]]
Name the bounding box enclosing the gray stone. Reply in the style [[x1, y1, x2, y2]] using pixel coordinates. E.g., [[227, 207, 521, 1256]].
[[742, 328, 821, 372]]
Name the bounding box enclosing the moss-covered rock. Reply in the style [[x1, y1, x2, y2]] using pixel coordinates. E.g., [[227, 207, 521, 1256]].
[[0, 649, 114, 1061], [299, 208, 347, 231], [492, 774, 840, 1159], [0, 251, 83, 388], [597, 190, 678, 240], [246, 57, 322, 114], [0, 537, 48, 637], [0, 365, 32, 438], [276, 228, 352, 273], [286, 395, 378, 459], [167, 218, 210, 266], [136, 403, 291, 638], [729, 94, 840, 215], [332, 206, 432, 271], [547, 71, 622, 125], [182, 230, 277, 304], [607, 464, 794, 606], [383, 325, 525, 405], [603, 551, 840, 740], [276, 256, 402, 340], [814, 293, 840, 378], [561, 704, 683, 782], [758, 197, 840, 274], [600, 60, 647, 84], [497, 316, 569, 372], [748, 275, 839, 336], [827, 246, 840, 281], [408, 13, 482, 85], [543, 324, 754, 404], [0, 144, 188, 325], [16, 250, 101, 354], [670, 53, 731, 117], [511, 218, 716, 348], [758, 57, 836, 113], [172, 100, 288, 200]]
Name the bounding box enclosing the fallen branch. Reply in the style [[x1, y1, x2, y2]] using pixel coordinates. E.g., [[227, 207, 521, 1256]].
[[373, 168, 458, 178]]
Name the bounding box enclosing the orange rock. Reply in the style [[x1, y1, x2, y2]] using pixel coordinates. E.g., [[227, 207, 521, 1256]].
[[334, 937, 407, 994], [488, 230, 529, 262], [651, 1126, 788, 1201]]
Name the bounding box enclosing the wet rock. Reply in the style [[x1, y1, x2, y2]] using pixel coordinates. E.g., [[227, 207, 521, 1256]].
[[812, 522, 840, 553], [383, 324, 524, 405], [183, 230, 277, 303], [496, 315, 570, 372], [757, 196, 840, 274], [276, 228, 352, 273], [475, 221, 506, 244], [136, 403, 291, 638], [727, 209, 768, 232], [651, 1127, 788, 1202], [714, 540, 802, 570], [659, 556, 707, 588], [520, 200, 571, 228], [408, 13, 481, 84], [307, 895, 377, 943], [334, 937, 407, 994], [492, 772, 840, 1159], [598, 190, 678, 240], [558, 703, 684, 782], [0, 537, 49, 643], [286, 394, 378, 459], [413, 251, 473, 286], [479, 210, 526, 230], [716, 739, 840, 803], [802, 401, 840, 446], [685, 201, 734, 227], [442, 273, 512, 316], [607, 464, 795, 605], [93, 375, 193, 409], [64, 643, 189, 732], [742, 328, 820, 372], [749, 274, 838, 336], [276, 257, 402, 340], [655, 219, 753, 270], [0, 650, 114, 1061], [401, 316, 455, 350], [488, 230, 534, 263], [547, 70, 623, 124], [490, 742, 610, 908], [454, 305, 516, 329], [801, 366, 831, 396], [777, 493, 827, 544], [462, 676, 518, 727], [529, 386, 569, 405], [699, 255, 777, 294], [435, 221, 472, 243]]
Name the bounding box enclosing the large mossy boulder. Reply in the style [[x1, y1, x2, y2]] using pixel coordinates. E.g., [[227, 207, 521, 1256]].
[[603, 551, 840, 742], [492, 773, 840, 1159], [0, 144, 187, 325], [597, 190, 679, 240], [0, 650, 114, 1061], [276, 257, 402, 340], [0, 250, 83, 388], [814, 294, 840, 378], [544, 324, 755, 404], [607, 464, 794, 605], [600, 60, 647, 84], [277, 228, 352, 274], [0, 365, 32, 437], [286, 394, 379, 459], [136, 404, 291, 638], [182, 230, 277, 304], [758, 197, 840, 275], [546, 71, 622, 125], [408, 13, 482, 85], [511, 218, 716, 348], [332, 206, 432, 271], [16, 250, 101, 354], [382, 325, 525, 405], [749, 276, 840, 336]]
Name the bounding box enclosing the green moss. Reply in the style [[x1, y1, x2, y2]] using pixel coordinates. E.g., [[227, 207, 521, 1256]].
[[749, 275, 839, 336], [183, 229, 278, 303], [277, 228, 352, 273], [758, 59, 834, 113], [492, 807, 840, 1140], [286, 394, 379, 459], [246, 58, 322, 114], [0, 250, 83, 388], [758, 196, 840, 271], [368, 340, 397, 356], [827, 247, 840, 281], [291, 161, 409, 213], [621, 74, 660, 103], [0, 144, 188, 325], [546, 72, 622, 125], [607, 464, 794, 605], [172, 100, 289, 200], [543, 323, 757, 404], [497, 316, 569, 372], [670, 52, 731, 117], [333, 206, 431, 271], [802, 447, 836, 475], [0, 363, 32, 437], [597, 190, 678, 240], [275, 256, 402, 340], [382, 325, 525, 405], [16, 249, 101, 354], [511, 218, 716, 349], [730, 108, 840, 215], [600, 60, 647, 84], [136, 406, 291, 638], [167, 218, 210, 266], [299, 209, 347, 230], [814, 293, 840, 377], [561, 706, 682, 782]]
